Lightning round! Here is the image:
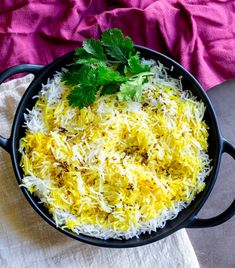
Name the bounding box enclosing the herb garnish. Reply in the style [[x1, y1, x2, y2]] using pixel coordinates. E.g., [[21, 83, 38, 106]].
[[62, 28, 153, 108]]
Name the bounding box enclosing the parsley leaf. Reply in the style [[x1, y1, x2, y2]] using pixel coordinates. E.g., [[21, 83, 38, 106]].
[[68, 86, 97, 108], [65, 65, 128, 107], [74, 39, 107, 65], [118, 75, 144, 102], [100, 83, 119, 96], [62, 65, 98, 86], [127, 53, 150, 75], [74, 49, 105, 65], [61, 68, 81, 86], [101, 28, 134, 63], [83, 39, 107, 60], [97, 66, 128, 84]]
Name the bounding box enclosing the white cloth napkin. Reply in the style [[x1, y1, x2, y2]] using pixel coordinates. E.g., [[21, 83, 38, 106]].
[[0, 75, 200, 268]]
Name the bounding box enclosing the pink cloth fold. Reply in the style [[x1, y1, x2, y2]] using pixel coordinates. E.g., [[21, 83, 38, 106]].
[[0, 0, 234, 90]]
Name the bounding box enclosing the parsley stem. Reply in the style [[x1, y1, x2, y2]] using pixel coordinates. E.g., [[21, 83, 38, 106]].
[[107, 60, 123, 64], [130, 72, 155, 79]]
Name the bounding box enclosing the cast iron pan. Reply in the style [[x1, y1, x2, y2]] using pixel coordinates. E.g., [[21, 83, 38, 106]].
[[0, 46, 234, 248]]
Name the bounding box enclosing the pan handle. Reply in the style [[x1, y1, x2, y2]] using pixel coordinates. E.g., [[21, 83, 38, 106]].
[[188, 139, 235, 228], [0, 64, 44, 153]]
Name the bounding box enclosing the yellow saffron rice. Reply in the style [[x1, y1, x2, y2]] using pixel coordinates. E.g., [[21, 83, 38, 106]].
[[19, 60, 211, 239]]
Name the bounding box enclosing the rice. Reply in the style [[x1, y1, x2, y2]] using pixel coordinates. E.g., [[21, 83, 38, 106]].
[[19, 60, 211, 239]]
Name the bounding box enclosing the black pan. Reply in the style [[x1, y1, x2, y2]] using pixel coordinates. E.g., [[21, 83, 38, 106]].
[[0, 46, 234, 248]]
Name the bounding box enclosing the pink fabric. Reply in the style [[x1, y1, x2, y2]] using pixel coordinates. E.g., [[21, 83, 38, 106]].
[[0, 0, 234, 90]]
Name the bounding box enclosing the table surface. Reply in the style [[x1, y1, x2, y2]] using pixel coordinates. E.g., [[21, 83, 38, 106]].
[[187, 79, 235, 268]]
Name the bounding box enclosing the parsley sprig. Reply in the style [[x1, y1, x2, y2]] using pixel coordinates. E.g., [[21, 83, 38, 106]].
[[62, 28, 153, 108]]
